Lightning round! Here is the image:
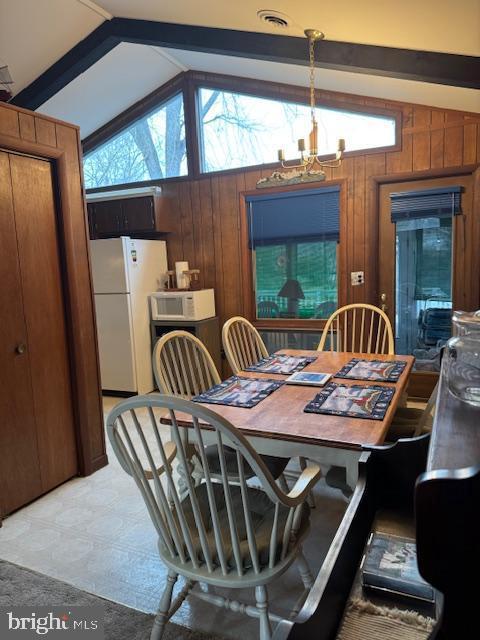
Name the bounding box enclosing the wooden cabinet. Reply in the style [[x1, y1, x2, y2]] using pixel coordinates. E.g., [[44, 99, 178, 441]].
[[88, 192, 172, 238], [150, 317, 222, 375]]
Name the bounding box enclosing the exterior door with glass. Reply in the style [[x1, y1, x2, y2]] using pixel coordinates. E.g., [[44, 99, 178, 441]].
[[378, 174, 477, 396]]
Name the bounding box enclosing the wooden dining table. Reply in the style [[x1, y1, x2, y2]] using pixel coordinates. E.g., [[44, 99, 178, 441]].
[[161, 349, 414, 490]]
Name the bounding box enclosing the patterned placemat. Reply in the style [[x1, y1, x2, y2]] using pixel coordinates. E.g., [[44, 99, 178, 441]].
[[335, 358, 407, 382], [192, 376, 283, 408], [304, 382, 395, 420], [245, 354, 317, 375]]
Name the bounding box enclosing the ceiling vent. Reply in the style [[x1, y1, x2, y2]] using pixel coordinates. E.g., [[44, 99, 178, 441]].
[[257, 10, 291, 29]]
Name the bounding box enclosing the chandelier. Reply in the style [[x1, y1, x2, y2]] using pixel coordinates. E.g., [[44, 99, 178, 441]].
[[257, 29, 345, 188]]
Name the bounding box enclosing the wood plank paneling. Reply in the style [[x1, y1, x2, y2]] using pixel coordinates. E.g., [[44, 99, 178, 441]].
[[430, 111, 446, 169], [54, 123, 106, 471], [365, 153, 386, 305], [18, 113, 36, 142], [34, 117, 56, 147], [463, 123, 477, 165], [412, 107, 431, 171], [0, 107, 19, 137], [445, 112, 464, 167]]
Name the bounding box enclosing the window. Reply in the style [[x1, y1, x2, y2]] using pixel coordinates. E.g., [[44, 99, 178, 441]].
[[83, 92, 187, 189], [391, 187, 461, 371], [247, 187, 339, 320], [199, 88, 396, 173]]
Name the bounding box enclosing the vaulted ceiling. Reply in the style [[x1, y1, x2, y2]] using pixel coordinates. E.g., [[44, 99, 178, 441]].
[[1, 0, 479, 138]]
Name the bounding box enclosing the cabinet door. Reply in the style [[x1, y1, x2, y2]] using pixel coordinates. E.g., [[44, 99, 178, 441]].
[[122, 197, 156, 232], [91, 200, 123, 236], [10, 154, 78, 494], [0, 152, 42, 515]]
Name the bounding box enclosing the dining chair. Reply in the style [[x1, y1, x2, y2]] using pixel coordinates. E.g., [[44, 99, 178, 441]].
[[257, 300, 280, 319], [153, 330, 220, 400], [222, 317, 316, 505], [386, 382, 438, 441], [107, 395, 320, 640], [152, 330, 288, 481], [317, 303, 395, 355], [222, 316, 269, 374]]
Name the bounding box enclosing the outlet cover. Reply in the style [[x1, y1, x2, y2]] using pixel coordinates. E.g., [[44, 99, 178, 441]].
[[351, 271, 365, 286]]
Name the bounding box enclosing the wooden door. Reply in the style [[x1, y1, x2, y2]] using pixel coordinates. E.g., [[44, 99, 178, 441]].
[[0, 152, 43, 514], [378, 174, 476, 396], [0, 152, 78, 512], [122, 197, 155, 232]]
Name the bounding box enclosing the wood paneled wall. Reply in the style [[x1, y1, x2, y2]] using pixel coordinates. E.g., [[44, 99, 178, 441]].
[[159, 93, 480, 328], [0, 102, 107, 475]]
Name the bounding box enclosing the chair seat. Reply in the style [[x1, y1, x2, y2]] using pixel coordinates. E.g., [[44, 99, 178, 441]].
[[204, 445, 288, 480], [386, 407, 425, 441], [167, 483, 310, 571]]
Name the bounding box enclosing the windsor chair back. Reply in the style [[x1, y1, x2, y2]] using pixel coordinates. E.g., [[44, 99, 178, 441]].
[[107, 395, 320, 640], [318, 303, 395, 355], [222, 316, 268, 374], [153, 330, 221, 399]]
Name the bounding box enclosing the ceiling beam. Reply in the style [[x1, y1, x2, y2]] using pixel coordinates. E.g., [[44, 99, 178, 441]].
[[11, 18, 480, 111]]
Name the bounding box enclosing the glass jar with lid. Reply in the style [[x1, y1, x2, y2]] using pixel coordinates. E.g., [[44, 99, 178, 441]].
[[445, 310, 480, 406]]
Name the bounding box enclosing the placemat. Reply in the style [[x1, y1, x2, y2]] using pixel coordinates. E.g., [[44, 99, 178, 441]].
[[192, 376, 283, 408], [335, 358, 407, 382], [304, 382, 395, 420], [245, 354, 317, 374]]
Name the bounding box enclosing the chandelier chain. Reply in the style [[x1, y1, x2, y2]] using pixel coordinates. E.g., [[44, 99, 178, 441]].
[[309, 35, 316, 124], [271, 28, 345, 180]]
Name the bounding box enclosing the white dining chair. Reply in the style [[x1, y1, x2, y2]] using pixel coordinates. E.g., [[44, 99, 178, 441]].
[[222, 317, 316, 504], [222, 316, 269, 374], [317, 303, 395, 355], [152, 330, 289, 481], [107, 395, 320, 640], [386, 382, 438, 441]]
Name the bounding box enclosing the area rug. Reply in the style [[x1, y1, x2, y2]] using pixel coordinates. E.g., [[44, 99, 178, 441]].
[[336, 598, 435, 640], [0, 560, 223, 640]]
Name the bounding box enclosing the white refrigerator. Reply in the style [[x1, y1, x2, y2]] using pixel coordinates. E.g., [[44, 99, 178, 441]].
[[90, 237, 168, 394]]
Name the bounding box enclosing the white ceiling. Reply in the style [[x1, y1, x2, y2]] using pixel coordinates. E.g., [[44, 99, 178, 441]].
[[0, 0, 104, 96], [1, 0, 479, 138], [38, 43, 184, 136], [97, 0, 480, 56]]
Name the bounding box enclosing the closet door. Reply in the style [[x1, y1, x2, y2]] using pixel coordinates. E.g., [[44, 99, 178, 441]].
[[0, 152, 42, 514], [9, 154, 78, 494]]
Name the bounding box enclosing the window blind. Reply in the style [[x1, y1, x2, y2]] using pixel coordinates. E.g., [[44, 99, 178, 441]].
[[246, 186, 340, 248], [390, 186, 462, 222]]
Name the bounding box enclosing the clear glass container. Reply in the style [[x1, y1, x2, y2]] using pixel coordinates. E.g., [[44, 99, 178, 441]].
[[445, 310, 480, 406]]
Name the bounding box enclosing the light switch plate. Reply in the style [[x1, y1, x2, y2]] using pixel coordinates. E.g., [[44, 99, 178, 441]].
[[351, 271, 365, 286]]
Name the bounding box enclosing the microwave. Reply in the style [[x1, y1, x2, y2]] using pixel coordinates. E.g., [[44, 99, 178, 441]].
[[150, 289, 215, 321]]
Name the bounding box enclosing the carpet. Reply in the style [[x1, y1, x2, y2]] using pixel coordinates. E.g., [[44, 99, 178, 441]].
[[0, 560, 223, 640], [336, 598, 435, 640]]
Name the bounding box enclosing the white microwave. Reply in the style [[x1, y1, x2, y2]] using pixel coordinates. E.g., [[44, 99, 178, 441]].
[[150, 289, 215, 321]]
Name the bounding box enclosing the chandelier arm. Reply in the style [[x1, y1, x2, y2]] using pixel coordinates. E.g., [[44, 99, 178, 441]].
[[315, 159, 342, 169], [280, 159, 309, 170]]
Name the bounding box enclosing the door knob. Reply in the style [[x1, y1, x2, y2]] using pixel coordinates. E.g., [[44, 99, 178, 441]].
[[15, 343, 27, 355], [380, 293, 388, 313]]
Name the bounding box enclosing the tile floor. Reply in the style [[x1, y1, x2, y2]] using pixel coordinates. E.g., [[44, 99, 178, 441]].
[[0, 396, 348, 639]]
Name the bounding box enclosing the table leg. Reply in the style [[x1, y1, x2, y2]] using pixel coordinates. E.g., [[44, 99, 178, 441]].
[[345, 458, 359, 491]]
